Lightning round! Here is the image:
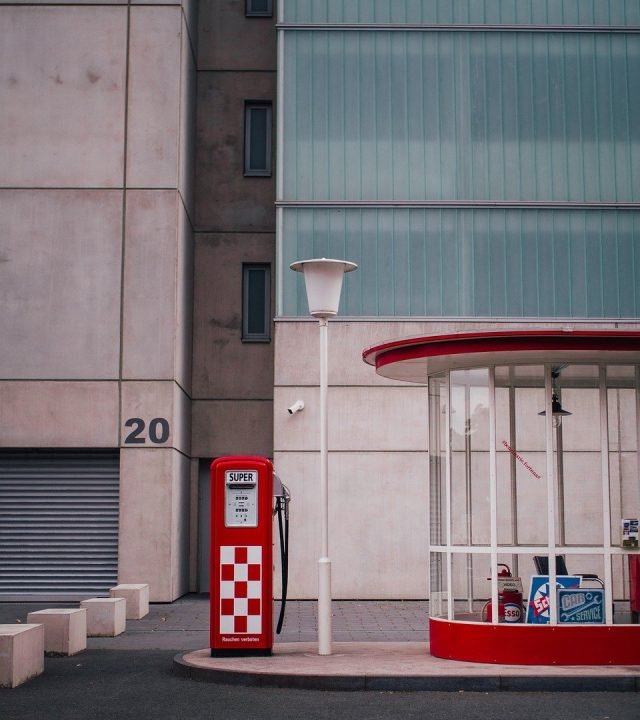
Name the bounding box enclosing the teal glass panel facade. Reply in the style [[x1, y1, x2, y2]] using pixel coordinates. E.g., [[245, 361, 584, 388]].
[[278, 18, 640, 318], [281, 208, 640, 318], [281, 30, 640, 202], [282, 0, 640, 26]]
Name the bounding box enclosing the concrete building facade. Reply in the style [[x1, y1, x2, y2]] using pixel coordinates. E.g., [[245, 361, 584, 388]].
[[0, 0, 197, 602], [0, 0, 278, 603], [273, 1, 640, 602], [1, 1, 639, 606]]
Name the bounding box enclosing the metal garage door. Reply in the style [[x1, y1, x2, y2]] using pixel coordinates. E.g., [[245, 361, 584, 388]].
[[0, 450, 119, 600]]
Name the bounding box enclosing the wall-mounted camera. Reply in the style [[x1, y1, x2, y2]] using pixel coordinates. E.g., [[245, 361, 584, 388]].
[[287, 400, 304, 415]]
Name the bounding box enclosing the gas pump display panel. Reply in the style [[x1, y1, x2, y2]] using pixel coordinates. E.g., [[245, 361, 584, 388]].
[[224, 470, 258, 527]]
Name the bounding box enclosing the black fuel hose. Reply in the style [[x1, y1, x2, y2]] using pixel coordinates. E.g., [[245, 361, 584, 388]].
[[275, 493, 289, 634]]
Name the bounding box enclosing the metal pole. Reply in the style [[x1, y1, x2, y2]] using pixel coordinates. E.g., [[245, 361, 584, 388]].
[[556, 423, 565, 546], [544, 366, 558, 624], [318, 316, 332, 655], [599, 365, 614, 624], [464, 381, 473, 613], [489, 368, 499, 625]]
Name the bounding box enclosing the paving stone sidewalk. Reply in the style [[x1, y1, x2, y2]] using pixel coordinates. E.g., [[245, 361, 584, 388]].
[[0, 594, 429, 650], [2, 594, 639, 692]]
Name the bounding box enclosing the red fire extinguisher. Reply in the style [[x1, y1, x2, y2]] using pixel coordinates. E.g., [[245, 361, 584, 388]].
[[482, 564, 523, 623]]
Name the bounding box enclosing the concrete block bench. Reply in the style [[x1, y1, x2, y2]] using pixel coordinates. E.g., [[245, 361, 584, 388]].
[[80, 598, 126, 637], [0, 624, 44, 688], [110, 583, 149, 620], [26, 608, 87, 656]]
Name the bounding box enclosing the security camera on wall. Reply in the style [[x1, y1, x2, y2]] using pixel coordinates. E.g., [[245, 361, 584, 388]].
[[287, 400, 304, 415]]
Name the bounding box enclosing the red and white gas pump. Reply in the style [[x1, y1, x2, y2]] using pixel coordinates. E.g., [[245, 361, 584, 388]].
[[210, 456, 290, 657]]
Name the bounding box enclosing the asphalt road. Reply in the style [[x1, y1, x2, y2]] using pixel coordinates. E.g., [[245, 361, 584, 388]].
[[1, 650, 639, 720]]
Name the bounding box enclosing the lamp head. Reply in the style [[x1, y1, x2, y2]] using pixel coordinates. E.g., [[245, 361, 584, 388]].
[[290, 258, 357, 318]]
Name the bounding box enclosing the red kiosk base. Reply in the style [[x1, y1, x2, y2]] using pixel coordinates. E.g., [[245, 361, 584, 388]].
[[430, 617, 640, 665]]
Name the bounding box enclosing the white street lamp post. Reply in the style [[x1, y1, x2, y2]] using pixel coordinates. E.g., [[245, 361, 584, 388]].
[[289, 258, 357, 656]]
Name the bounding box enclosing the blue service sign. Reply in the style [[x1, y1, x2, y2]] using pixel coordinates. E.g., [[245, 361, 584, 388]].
[[557, 588, 605, 624], [526, 575, 581, 624]]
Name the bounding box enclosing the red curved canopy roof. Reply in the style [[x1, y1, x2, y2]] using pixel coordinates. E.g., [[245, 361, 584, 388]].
[[363, 329, 640, 383]]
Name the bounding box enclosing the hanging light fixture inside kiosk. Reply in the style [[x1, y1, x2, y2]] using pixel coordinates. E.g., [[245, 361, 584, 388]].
[[538, 368, 572, 427]]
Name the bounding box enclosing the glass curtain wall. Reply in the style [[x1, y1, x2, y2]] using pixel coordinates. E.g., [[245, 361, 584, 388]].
[[282, 1, 640, 25], [281, 31, 640, 203], [280, 208, 640, 318], [278, 12, 640, 319], [429, 363, 640, 625]]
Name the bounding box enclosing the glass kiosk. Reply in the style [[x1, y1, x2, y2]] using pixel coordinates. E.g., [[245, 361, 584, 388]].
[[364, 330, 640, 665]]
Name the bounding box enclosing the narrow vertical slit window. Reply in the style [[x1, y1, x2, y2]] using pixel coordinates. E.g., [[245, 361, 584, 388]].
[[246, 0, 272, 17], [243, 264, 271, 342], [244, 102, 272, 176]]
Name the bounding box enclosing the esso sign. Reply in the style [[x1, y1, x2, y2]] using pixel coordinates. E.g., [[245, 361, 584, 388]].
[[503, 603, 522, 623]]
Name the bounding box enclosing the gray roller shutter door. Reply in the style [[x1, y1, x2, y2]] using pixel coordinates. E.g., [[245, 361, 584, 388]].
[[0, 450, 119, 601]]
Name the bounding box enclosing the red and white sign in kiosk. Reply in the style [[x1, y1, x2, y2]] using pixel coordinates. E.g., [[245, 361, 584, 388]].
[[210, 456, 288, 657]]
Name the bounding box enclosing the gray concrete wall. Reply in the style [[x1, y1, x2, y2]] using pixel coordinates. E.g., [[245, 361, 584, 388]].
[[0, 1, 195, 602], [191, 1, 276, 464], [273, 319, 640, 599], [190, 1, 276, 591], [0, 0, 275, 601], [191, 232, 274, 458], [195, 71, 276, 232], [118, 4, 196, 602]]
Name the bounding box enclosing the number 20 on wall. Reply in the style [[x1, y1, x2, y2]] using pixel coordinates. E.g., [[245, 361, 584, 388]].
[[124, 417, 170, 445]]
